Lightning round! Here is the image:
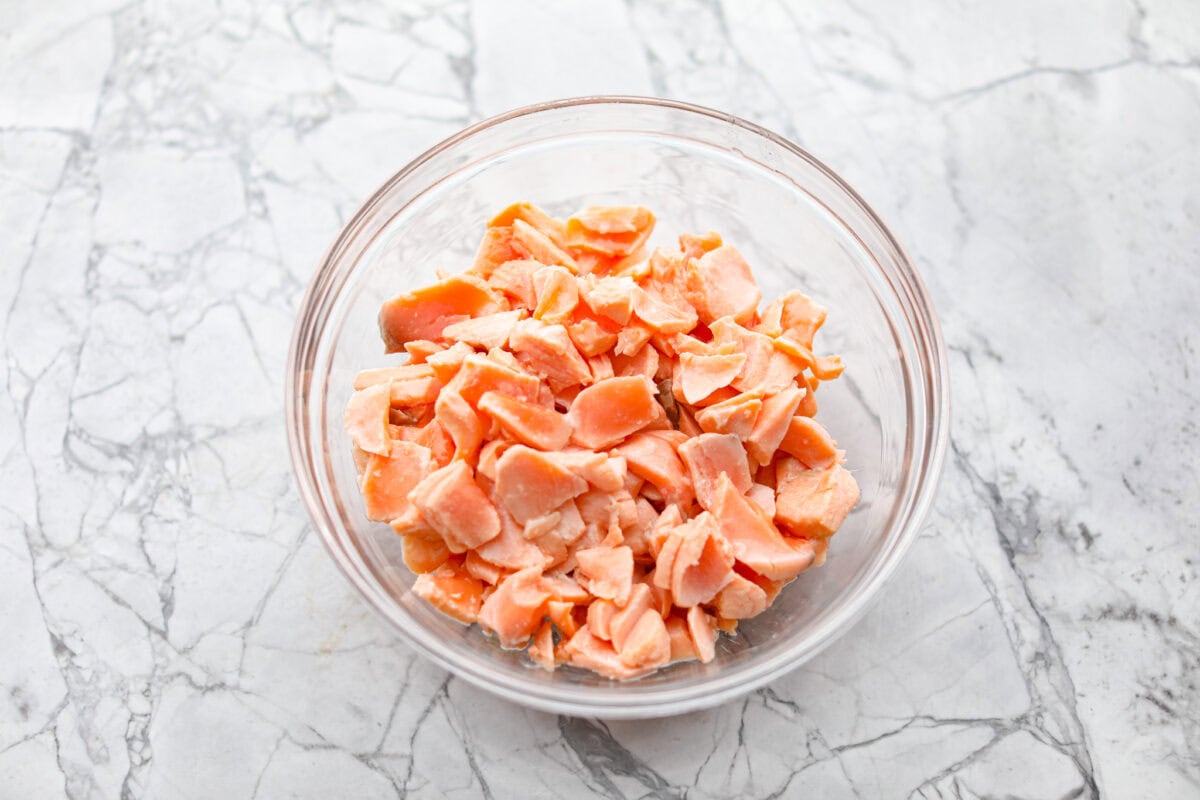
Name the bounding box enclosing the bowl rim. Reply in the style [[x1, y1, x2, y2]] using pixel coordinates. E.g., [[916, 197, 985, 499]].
[[286, 95, 951, 718]]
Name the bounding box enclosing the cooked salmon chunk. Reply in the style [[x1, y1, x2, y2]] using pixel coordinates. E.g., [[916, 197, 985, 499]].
[[678, 433, 754, 509], [477, 391, 572, 451], [567, 376, 660, 449], [360, 442, 432, 522], [476, 566, 551, 648], [379, 275, 503, 352], [775, 462, 861, 539], [413, 562, 485, 623], [410, 461, 501, 553], [346, 202, 860, 679]]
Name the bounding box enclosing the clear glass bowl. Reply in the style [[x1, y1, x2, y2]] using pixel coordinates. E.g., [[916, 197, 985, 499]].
[[285, 97, 949, 718]]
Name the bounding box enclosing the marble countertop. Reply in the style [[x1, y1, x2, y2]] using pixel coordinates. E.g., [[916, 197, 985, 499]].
[[3, 1, 1198, 797]]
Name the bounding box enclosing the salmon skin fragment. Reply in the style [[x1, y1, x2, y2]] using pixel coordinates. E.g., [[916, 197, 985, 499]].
[[348, 202, 861, 681], [379, 275, 502, 352]]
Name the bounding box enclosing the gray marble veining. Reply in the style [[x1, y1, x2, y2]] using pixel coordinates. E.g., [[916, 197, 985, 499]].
[[2, 0, 1198, 797]]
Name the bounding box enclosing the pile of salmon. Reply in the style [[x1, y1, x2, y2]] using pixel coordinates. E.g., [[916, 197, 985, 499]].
[[345, 203, 860, 679]]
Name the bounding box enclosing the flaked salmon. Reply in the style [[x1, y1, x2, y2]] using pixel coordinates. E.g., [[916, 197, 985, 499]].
[[346, 202, 860, 679]]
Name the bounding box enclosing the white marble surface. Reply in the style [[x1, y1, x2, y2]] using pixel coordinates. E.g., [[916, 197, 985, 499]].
[[2, 0, 1198, 797]]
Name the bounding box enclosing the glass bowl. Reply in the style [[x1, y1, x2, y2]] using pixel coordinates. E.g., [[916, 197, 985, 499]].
[[285, 97, 949, 718]]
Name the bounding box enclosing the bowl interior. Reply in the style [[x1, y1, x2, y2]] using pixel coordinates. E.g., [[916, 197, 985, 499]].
[[294, 99, 938, 715]]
